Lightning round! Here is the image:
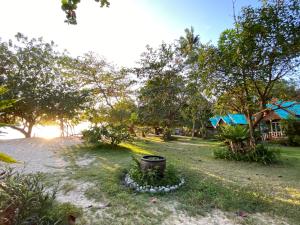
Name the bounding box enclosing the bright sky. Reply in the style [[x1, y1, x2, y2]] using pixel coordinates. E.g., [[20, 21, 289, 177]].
[[0, 0, 260, 67]]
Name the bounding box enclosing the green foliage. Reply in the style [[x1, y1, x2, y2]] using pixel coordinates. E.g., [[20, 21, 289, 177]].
[[0, 152, 17, 163], [204, 0, 300, 145], [128, 156, 180, 186], [219, 125, 249, 142], [82, 126, 103, 144], [0, 86, 18, 163], [0, 34, 87, 138], [214, 144, 281, 165], [82, 124, 132, 145], [0, 169, 82, 225], [104, 124, 132, 145], [61, 0, 110, 24], [136, 43, 185, 132], [218, 125, 250, 153], [162, 127, 173, 141], [281, 117, 300, 146]]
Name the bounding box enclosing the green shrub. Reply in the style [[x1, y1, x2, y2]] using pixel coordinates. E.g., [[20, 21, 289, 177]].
[[213, 144, 281, 165], [162, 127, 172, 141], [218, 125, 250, 153], [0, 169, 82, 225], [104, 124, 132, 145], [82, 126, 103, 144], [128, 156, 181, 186], [82, 124, 132, 145], [281, 117, 300, 146]]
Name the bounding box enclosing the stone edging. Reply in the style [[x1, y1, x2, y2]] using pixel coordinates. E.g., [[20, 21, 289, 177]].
[[124, 174, 185, 193]]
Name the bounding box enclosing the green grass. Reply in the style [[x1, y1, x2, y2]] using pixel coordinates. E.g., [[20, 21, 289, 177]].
[[52, 137, 300, 225]]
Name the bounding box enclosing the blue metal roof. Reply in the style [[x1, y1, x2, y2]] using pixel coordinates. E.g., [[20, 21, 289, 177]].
[[266, 101, 300, 119], [209, 116, 221, 127], [228, 114, 248, 125], [209, 101, 300, 127], [209, 114, 248, 127]]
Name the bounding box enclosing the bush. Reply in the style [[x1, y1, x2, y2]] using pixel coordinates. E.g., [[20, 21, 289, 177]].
[[218, 125, 250, 153], [0, 169, 82, 225], [162, 127, 172, 141], [213, 144, 281, 165], [81, 126, 103, 144], [128, 156, 181, 186], [82, 124, 132, 145], [281, 118, 300, 146]]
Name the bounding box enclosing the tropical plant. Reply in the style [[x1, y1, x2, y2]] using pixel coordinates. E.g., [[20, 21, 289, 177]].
[[218, 125, 249, 153], [214, 144, 280, 165]]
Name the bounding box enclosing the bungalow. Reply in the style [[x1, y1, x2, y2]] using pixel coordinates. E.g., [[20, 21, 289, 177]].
[[209, 101, 300, 140]]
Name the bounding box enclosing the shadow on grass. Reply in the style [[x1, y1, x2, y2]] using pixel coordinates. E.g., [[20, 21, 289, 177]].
[[171, 167, 300, 224], [62, 139, 300, 224]]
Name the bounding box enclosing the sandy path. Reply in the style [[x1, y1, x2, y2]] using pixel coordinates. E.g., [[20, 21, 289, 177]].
[[0, 137, 82, 173]]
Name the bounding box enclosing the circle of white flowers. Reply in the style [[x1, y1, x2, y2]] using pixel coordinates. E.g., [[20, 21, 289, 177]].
[[124, 174, 185, 193]]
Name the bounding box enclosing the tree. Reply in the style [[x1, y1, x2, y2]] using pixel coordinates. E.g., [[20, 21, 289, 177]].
[[0, 33, 60, 137], [77, 52, 133, 110], [179, 27, 213, 138], [136, 43, 185, 140], [61, 0, 110, 24], [0, 34, 88, 138], [205, 0, 300, 148], [48, 55, 89, 137]]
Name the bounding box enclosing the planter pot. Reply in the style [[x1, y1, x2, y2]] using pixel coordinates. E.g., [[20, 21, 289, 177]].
[[140, 155, 166, 177]]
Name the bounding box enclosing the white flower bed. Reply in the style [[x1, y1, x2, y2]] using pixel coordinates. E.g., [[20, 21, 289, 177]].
[[124, 174, 185, 193]]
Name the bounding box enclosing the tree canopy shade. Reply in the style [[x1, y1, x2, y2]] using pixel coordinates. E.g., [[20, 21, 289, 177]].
[[61, 0, 110, 24]]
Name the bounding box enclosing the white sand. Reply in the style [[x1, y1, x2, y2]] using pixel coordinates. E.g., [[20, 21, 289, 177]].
[[0, 137, 82, 173]]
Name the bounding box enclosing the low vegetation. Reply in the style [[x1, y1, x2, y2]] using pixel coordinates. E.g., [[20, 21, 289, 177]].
[[0, 169, 84, 225], [281, 118, 300, 146], [82, 125, 132, 145], [216, 125, 281, 164], [48, 136, 300, 224], [214, 144, 281, 165], [128, 156, 181, 187]]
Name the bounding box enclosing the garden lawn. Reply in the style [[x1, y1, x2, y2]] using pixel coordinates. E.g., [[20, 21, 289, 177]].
[[51, 136, 300, 225]]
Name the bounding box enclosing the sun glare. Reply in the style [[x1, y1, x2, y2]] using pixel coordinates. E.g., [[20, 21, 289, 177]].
[[33, 126, 60, 139]]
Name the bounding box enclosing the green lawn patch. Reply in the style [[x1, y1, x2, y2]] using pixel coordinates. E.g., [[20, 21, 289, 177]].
[[55, 137, 300, 224]]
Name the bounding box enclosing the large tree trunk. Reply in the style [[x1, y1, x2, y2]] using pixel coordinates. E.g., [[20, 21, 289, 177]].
[[60, 118, 65, 137], [8, 121, 34, 138], [245, 110, 256, 149]]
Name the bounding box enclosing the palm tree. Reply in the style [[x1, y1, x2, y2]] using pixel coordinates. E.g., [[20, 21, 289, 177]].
[[179, 26, 200, 58]]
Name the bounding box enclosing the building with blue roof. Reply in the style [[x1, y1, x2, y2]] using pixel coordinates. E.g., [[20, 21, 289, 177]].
[[209, 114, 248, 128], [209, 101, 300, 140]]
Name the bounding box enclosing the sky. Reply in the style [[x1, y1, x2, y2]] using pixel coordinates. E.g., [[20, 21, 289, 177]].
[[0, 0, 260, 67]]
